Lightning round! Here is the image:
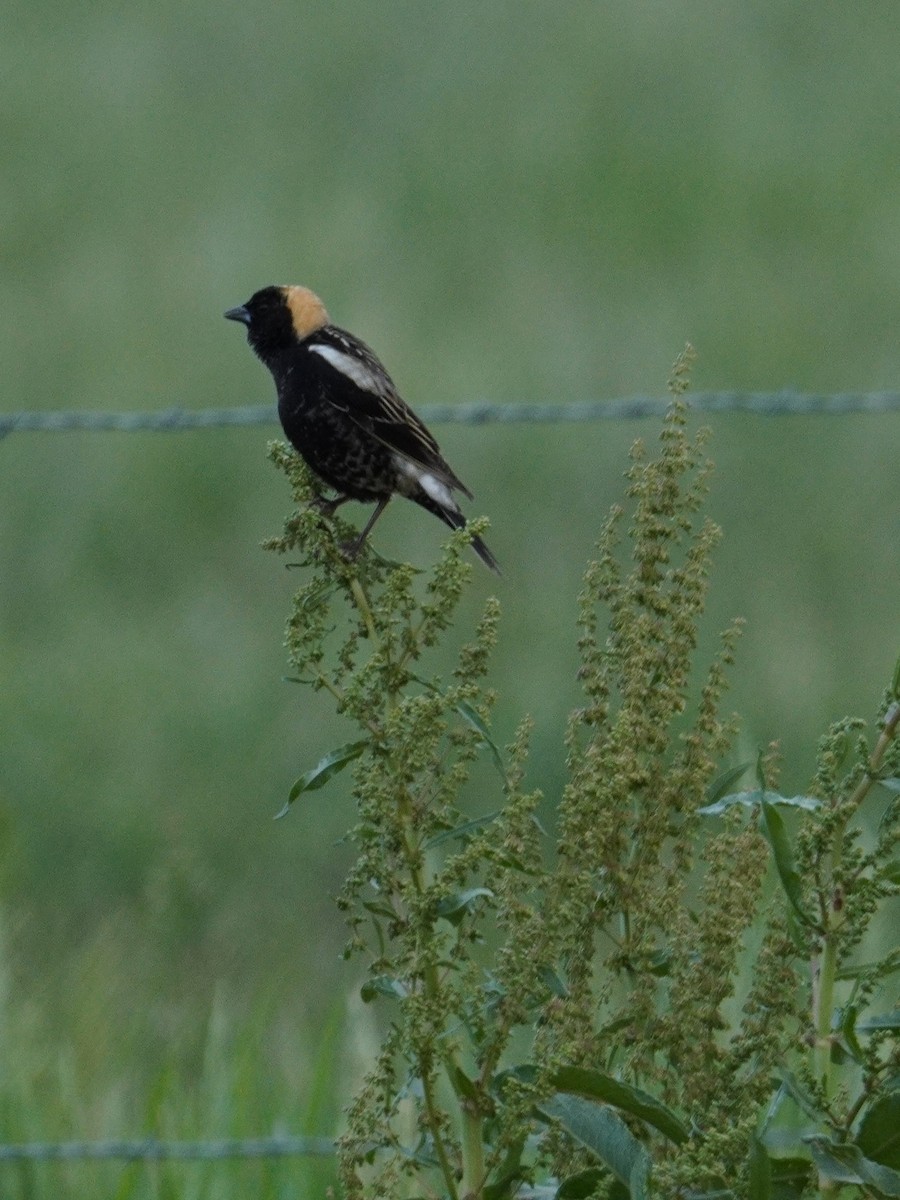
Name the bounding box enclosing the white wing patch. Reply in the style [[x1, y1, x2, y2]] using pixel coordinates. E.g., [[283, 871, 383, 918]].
[[309, 343, 384, 395], [395, 457, 456, 509]]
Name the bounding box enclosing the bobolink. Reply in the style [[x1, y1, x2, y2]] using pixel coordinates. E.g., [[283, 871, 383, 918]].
[[225, 285, 499, 573]]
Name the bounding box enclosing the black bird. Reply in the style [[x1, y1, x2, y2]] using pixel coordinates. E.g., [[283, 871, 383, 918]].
[[225, 285, 499, 573]]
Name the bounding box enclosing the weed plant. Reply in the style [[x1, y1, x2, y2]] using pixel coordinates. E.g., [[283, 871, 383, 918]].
[[268, 351, 900, 1199]]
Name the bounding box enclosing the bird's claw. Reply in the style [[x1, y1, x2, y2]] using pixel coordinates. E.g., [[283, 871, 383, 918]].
[[310, 495, 340, 518], [338, 537, 365, 562]]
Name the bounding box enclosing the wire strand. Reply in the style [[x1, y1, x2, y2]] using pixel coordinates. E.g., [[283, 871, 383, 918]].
[[1, 391, 899, 440]]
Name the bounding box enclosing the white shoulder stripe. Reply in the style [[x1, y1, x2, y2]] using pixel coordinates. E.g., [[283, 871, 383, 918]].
[[309, 343, 383, 395]]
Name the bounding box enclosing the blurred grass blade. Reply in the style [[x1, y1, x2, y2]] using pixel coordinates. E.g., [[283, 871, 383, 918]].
[[275, 740, 368, 819]]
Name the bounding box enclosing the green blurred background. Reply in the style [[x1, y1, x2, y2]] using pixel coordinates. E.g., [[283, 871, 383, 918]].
[[2, 0, 899, 1190]]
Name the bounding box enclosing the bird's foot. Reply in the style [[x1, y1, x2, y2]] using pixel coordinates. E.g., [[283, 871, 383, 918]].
[[309, 494, 349, 520], [338, 534, 366, 562]]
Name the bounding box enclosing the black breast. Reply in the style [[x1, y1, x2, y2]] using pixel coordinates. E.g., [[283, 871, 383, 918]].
[[275, 349, 399, 502]]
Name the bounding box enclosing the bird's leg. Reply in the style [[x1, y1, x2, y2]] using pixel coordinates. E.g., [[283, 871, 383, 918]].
[[310, 493, 351, 519], [341, 497, 390, 560]]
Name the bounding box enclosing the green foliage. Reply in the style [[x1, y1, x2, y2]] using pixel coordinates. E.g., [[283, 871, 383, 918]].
[[272, 348, 900, 1200]]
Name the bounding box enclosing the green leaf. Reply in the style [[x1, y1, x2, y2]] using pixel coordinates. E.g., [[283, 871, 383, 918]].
[[774, 1069, 829, 1123], [423, 811, 500, 848], [769, 1157, 811, 1200], [857, 1093, 900, 1169], [549, 1065, 688, 1145], [769, 792, 822, 810], [805, 1139, 860, 1186], [640, 949, 671, 977], [556, 1168, 607, 1199], [275, 739, 368, 818], [435, 887, 494, 926], [539, 966, 568, 998], [596, 1014, 635, 1039], [537, 1094, 651, 1199], [455, 699, 507, 781], [748, 1135, 771, 1200], [759, 801, 812, 925], [483, 1174, 528, 1200], [700, 790, 821, 816], [705, 761, 753, 804], [807, 1136, 900, 1195], [360, 975, 408, 1003]]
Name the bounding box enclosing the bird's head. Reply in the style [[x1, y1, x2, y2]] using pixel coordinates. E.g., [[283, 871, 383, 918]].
[[225, 285, 330, 358]]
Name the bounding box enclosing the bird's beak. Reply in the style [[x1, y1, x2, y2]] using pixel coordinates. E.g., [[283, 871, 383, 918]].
[[224, 305, 251, 325]]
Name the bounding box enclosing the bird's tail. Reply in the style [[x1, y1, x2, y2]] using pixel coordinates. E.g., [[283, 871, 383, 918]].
[[415, 494, 501, 575]]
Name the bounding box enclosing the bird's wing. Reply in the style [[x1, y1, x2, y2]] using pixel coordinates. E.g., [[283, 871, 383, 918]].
[[308, 327, 473, 500]]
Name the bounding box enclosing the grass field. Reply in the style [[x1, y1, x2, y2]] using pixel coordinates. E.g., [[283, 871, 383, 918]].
[[2, 2, 899, 1194]]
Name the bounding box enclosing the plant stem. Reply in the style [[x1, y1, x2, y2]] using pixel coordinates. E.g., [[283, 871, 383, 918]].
[[813, 922, 839, 1102], [349, 574, 380, 648], [421, 1072, 461, 1200], [848, 700, 900, 811], [460, 1101, 486, 1200], [395, 781, 484, 1200]]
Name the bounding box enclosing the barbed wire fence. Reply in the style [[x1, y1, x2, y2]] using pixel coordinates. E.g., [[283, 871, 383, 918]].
[[1, 386, 897, 1172], [1, 390, 900, 441]]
